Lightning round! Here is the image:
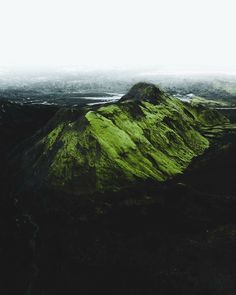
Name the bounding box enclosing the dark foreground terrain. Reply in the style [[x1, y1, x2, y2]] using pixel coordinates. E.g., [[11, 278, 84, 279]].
[[1, 93, 236, 294]]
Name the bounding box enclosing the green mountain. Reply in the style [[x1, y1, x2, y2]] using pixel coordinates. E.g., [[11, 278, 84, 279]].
[[17, 83, 227, 195]]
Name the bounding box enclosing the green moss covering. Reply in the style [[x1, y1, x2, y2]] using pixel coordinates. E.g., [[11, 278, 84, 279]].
[[42, 123, 64, 150], [20, 83, 228, 195]]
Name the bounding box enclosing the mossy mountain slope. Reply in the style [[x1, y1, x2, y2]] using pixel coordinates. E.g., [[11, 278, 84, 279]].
[[18, 83, 227, 195]]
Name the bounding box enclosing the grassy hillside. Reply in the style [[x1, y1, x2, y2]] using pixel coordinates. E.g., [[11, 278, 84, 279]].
[[15, 83, 227, 195]]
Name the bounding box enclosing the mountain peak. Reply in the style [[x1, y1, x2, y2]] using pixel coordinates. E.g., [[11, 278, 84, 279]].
[[120, 82, 164, 103]]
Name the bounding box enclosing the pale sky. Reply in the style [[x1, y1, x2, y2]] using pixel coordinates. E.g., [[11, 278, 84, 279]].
[[0, 0, 236, 73]]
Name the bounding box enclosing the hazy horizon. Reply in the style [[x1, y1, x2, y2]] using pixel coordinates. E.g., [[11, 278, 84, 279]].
[[0, 0, 236, 74], [2, 65, 236, 78]]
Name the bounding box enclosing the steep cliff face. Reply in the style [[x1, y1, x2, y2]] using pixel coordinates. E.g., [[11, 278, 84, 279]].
[[17, 83, 227, 195]]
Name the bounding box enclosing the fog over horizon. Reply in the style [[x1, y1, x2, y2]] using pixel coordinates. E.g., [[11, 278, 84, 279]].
[[0, 0, 236, 74]]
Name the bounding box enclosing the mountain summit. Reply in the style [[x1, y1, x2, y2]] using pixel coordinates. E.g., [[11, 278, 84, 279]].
[[120, 82, 164, 103]]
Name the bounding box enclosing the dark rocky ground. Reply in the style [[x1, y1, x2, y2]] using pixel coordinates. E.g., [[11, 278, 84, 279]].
[[1, 102, 236, 294]]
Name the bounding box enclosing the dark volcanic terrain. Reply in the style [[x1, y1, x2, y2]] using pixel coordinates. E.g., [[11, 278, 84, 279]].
[[1, 82, 236, 295]]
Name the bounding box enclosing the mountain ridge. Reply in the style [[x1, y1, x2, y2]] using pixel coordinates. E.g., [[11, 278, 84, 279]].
[[13, 83, 228, 196]]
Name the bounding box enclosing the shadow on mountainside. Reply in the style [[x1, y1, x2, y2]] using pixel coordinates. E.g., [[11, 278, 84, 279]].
[[1, 100, 236, 294]]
